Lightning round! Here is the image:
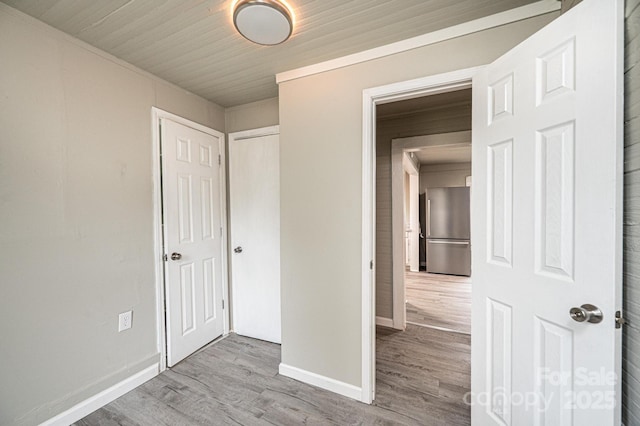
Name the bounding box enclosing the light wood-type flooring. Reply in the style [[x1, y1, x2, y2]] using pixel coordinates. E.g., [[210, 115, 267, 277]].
[[76, 325, 470, 425], [405, 271, 472, 334]]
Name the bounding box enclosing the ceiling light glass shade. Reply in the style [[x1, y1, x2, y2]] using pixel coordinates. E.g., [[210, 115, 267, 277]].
[[233, 0, 293, 46]]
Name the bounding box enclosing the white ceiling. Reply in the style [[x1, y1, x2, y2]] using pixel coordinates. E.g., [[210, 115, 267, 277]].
[[2, 0, 539, 107]]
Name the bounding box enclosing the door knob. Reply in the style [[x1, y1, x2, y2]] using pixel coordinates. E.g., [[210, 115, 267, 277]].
[[170, 252, 182, 261], [234, 246, 243, 253], [570, 304, 603, 324]]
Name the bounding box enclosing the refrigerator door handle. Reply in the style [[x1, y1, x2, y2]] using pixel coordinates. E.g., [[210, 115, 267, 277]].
[[427, 199, 431, 237], [428, 240, 470, 246]]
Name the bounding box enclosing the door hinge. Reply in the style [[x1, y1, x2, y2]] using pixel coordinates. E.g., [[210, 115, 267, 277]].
[[163, 253, 168, 262], [220, 226, 223, 237], [615, 310, 626, 329], [370, 260, 374, 270], [218, 154, 221, 165], [222, 300, 225, 310]]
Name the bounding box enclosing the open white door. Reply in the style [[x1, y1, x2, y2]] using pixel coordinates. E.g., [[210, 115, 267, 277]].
[[229, 127, 281, 344], [162, 118, 225, 366], [471, 0, 623, 423]]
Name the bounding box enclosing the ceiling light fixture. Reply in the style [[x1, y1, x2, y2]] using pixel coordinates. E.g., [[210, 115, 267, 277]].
[[233, 0, 294, 46]]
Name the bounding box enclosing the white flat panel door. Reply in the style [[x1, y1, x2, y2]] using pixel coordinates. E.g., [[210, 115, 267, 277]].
[[162, 118, 225, 366], [230, 130, 281, 343], [471, 0, 622, 424]]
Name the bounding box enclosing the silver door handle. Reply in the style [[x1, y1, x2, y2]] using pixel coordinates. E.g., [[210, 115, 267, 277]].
[[427, 199, 431, 237], [570, 304, 603, 324], [428, 240, 469, 245], [170, 252, 182, 261], [234, 246, 243, 253]]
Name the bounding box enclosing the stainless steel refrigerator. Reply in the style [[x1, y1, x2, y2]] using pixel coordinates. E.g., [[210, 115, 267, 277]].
[[426, 187, 471, 276]]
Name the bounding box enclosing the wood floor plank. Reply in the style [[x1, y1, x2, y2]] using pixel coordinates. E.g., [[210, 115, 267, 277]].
[[405, 271, 472, 333], [76, 326, 470, 426], [374, 325, 470, 425]]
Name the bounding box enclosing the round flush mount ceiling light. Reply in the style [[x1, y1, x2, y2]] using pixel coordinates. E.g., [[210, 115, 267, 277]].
[[233, 0, 294, 45]]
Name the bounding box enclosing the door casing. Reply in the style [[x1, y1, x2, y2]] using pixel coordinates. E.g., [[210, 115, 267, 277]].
[[401, 152, 419, 273], [151, 107, 230, 372], [362, 66, 481, 403], [387, 131, 472, 330]]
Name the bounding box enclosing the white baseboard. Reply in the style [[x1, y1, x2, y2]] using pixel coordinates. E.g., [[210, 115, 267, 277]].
[[41, 363, 159, 426], [278, 363, 362, 402], [375, 316, 394, 328]]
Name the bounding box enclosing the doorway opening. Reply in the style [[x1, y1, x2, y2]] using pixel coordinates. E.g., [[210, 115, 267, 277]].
[[401, 139, 472, 333], [389, 108, 473, 335], [381, 88, 473, 333], [370, 87, 473, 422], [360, 67, 479, 406]]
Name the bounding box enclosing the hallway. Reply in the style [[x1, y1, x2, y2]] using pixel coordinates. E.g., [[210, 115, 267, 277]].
[[376, 324, 470, 425], [405, 271, 471, 334]]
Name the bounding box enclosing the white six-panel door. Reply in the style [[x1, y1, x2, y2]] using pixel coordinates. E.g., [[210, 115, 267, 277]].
[[162, 118, 225, 366], [471, 0, 622, 424], [229, 127, 281, 344]]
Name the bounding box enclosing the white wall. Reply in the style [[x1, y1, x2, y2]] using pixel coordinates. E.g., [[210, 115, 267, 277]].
[[225, 97, 279, 134], [0, 6, 224, 425], [420, 162, 471, 193], [278, 12, 558, 389]]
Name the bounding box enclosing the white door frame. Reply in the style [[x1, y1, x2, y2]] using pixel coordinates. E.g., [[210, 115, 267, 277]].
[[151, 107, 230, 372], [361, 66, 481, 403], [389, 131, 472, 330], [401, 152, 419, 272], [228, 125, 280, 337]]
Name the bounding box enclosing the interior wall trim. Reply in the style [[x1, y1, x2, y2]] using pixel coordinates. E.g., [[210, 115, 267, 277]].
[[361, 66, 481, 405], [40, 364, 159, 426], [375, 316, 394, 328], [275, 0, 559, 84], [278, 363, 362, 401], [390, 130, 472, 330], [228, 125, 280, 141]]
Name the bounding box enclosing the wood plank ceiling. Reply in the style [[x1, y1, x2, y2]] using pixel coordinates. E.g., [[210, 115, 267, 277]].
[[1, 0, 539, 107]]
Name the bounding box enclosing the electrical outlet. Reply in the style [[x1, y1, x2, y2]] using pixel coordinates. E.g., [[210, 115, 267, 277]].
[[118, 310, 133, 332]]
